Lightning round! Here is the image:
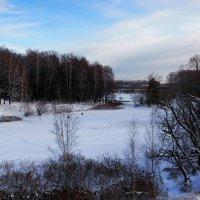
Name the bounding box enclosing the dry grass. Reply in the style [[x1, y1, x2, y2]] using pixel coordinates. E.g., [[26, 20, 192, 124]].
[[91, 102, 123, 110]]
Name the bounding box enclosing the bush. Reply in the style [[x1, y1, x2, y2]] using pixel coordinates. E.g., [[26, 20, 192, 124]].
[[131, 93, 146, 106], [23, 102, 34, 117], [24, 111, 33, 117], [0, 154, 159, 199], [52, 104, 72, 114], [0, 115, 21, 123], [36, 101, 47, 116]]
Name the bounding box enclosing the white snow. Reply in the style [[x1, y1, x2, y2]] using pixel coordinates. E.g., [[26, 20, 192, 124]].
[[78, 102, 151, 158], [0, 93, 150, 161]]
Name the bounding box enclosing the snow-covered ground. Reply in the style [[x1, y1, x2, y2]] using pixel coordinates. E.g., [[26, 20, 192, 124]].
[[0, 93, 200, 199], [0, 93, 150, 161]]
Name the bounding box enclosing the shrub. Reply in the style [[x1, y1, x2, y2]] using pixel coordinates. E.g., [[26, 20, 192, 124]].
[[0, 154, 159, 199], [23, 102, 34, 117], [0, 115, 21, 123], [36, 101, 47, 116]]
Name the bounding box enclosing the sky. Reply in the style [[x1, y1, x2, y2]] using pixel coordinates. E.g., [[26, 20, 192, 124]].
[[1, 0, 200, 80]]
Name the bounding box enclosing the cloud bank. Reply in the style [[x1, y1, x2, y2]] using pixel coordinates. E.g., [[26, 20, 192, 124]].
[[72, 0, 200, 80]]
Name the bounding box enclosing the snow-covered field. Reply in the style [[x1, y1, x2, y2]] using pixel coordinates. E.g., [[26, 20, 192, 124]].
[[0, 93, 151, 161]]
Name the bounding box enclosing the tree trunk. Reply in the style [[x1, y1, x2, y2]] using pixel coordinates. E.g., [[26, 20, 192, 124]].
[[171, 151, 190, 184]]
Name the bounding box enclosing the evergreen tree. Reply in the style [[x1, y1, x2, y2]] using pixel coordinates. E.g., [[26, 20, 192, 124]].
[[146, 78, 160, 105]]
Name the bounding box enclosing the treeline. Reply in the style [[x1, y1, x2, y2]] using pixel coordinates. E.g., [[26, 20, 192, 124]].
[[115, 80, 148, 93], [0, 47, 114, 103], [167, 68, 200, 98], [144, 55, 200, 106]]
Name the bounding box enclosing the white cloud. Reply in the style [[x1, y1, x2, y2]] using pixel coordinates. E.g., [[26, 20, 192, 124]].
[[88, 0, 135, 19], [0, 22, 41, 32], [0, 0, 21, 13], [0, 18, 42, 41], [71, 1, 200, 79], [0, 1, 41, 40]]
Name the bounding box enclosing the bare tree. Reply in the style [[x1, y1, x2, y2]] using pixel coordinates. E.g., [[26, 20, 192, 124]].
[[189, 54, 200, 71], [52, 110, 80, 164], [125, 119, 138, 200], [153, 93, 200, 184], [144, 114, 160, 198], [103, 66, 114, 102]]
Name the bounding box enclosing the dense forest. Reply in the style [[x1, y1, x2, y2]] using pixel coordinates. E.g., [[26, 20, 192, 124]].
[[0, 47, 114, 103]]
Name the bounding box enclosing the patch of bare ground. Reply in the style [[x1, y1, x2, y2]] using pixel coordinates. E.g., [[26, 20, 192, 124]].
[[91, 102, 123, 110]]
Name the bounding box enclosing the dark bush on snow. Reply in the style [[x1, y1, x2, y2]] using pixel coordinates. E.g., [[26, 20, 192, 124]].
[[0, 115, 21, 122]]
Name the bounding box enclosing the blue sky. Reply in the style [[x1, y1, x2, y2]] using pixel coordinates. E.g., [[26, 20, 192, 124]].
[[1, 0, 200, 80]]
